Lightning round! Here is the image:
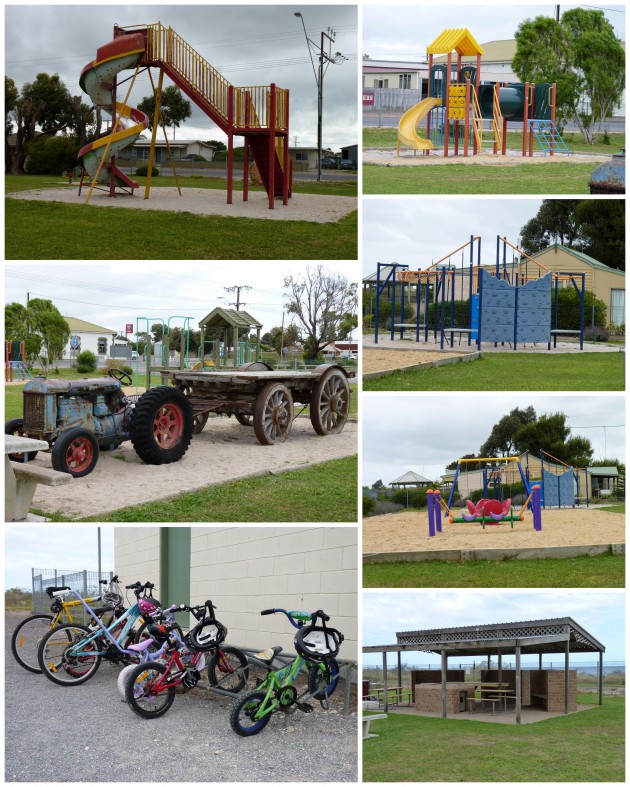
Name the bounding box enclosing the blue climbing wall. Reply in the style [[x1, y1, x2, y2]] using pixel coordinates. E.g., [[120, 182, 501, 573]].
[[543, 467, 575, 507], [479, 270, 551, 344]]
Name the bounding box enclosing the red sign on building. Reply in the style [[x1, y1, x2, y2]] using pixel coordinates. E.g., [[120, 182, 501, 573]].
[[363, 91, 375, 106], [125, 323, 133, 334]]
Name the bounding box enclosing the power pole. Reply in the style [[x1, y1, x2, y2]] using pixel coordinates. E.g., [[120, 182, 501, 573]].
[[224, 285, 252, 311]]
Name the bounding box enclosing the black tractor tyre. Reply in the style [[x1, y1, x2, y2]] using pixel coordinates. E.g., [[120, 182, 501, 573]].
[[5, 419, 39, 462], [51, 428, 100, 478], [130, 386, 193, 466]]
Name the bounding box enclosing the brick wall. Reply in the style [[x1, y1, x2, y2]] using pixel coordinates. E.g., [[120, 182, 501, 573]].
[[481, 669, 532, 704], [415, 683, 474, 714], [411, 670, 465, 703], [546, 670, 577, 712]]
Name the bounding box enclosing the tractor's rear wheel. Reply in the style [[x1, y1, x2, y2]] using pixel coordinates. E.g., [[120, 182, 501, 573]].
[[5, 418, 39, 462], [131, 386, 193, 465], [51, 428, 99, 477]]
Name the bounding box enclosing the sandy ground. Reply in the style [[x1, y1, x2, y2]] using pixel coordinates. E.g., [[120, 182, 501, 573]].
[[363, 508, 625, 553], [362, 334, 624, 354], [7, 187, 357, 224], [363, 349, 468, 374], [363, 149, 611, 167], [28, 416, 357, 520]]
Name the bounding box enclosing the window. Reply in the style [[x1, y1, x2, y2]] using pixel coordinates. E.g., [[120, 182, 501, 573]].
[[97, 337, 107, 354], [295, 152, 308, 161], [373, 79, 389, 88], [610, 289, 625, 325], [399, 74, 412, 89]]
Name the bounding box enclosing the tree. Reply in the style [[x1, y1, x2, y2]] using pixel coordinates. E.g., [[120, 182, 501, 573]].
[[446, 453, 476, 470], [4, 302, 42, 361], [266, 324, 301, 355], [519, 200, 582, 254], [138, 86, 192, 135], [479, 407, 537, 457], [24, 298, 71, 366], [513, 412, 593, 467], [284, 266, 357, 360], [205, 139, 226, 152], [513, 10, 625, 142]]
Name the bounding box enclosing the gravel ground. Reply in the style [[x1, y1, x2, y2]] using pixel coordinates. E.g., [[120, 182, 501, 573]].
[[6, 187, 357, 224], [362, 334, 623, 354], [5, 612, 358, 782], [363, 149, 611, 166]]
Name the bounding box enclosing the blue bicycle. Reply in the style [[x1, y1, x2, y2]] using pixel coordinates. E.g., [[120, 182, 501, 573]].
[[37, 581, 167, 686]]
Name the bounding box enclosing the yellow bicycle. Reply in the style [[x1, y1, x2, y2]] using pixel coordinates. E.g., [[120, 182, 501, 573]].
[[11, 576, 123, 673]]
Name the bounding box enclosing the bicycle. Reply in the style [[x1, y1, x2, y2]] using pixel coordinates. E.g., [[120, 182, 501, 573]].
[[123, 600, 249, 718], [10, 576, 124, 673], [230, 608, 343, 736], [37, 581, 168, 686]]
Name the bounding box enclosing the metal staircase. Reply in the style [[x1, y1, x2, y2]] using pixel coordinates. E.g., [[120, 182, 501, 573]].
[[528, 120, 570, 156]]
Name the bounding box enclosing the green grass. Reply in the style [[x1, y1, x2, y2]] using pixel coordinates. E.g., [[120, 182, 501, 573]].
[[363, 352, 624, 391], [363, 552, 624, 588], [363, 695, 624, 782], [5, 175, 357, 260], [32, 455, 357, 522], [599, 503, 625, 514], [363, 127, 625, 156]]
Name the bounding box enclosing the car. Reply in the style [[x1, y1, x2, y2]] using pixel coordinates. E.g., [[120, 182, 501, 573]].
[[321, 157, 339, 169], [338, 160, 356, 170]]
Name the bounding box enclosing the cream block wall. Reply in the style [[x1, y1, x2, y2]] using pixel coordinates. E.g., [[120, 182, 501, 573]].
[[113, 526, 358, 660]]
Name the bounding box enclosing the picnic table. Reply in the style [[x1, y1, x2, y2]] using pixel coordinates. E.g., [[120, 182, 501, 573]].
[[5, 436, 71, 521], [371, 686, 413, 707]]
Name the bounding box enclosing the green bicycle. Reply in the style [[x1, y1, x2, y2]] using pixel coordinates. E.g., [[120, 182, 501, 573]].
[[230, 608, 343, 736]]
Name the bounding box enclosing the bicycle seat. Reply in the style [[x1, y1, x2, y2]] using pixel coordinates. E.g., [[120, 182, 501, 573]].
[[46, 586, 70, 597], [253, 645, 283, 665], [127, 639, 155, 653]]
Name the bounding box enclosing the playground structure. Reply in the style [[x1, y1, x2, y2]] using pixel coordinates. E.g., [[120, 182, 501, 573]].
[[78, 23, 291, 209], [373, 235, 586, 351], [397, 28, 569, 158], [5, 341, 32, 382]]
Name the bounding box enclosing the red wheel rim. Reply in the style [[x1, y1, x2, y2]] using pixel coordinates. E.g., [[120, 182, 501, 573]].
[[65, 437, 94, 473], [153, 404, 184, 447]]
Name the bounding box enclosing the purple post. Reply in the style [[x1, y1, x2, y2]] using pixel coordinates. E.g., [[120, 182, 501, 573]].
[[532, 484, 542, 531], [435, 491, 443, 533], [428, 490, 436, 537]]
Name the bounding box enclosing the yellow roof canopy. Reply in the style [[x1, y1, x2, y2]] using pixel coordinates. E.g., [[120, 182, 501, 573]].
[[427, 28, 484, 57]]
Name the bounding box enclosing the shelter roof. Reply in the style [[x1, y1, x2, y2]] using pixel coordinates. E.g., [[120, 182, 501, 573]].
[[427, 28, 484, 57], [198, 307, 262, 330], [389, 470, 432, 486], [588, 466, 619, 476], [363, 617, 604, 656]]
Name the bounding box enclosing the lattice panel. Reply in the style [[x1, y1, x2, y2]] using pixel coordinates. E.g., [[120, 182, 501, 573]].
[[397, 624, 565, 646]]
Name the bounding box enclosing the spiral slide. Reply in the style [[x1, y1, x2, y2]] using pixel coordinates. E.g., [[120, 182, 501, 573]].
[[397, 97, 442, 154], [78, 33, 149, 189]]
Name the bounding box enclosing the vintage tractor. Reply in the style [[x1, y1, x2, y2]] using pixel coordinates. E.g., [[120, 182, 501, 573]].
[[5, 369, 194, 478]]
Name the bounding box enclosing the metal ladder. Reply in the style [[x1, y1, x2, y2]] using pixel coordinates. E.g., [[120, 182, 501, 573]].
[[528, 120, 570, 156]]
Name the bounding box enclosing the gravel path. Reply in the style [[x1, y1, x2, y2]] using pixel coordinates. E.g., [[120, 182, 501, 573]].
[[7, 187, 357, 224], [363, 149, 612, 167], [29, 416, 357, 520], [5, 612, 358, 782]]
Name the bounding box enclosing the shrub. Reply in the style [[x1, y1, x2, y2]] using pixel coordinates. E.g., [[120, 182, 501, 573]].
[[427, 299, 471, 329], [391, 489, 428, 509], [584, 326, 609, 342], [103, 358, 134, 377], [555, 288, 606, 330], [135, 165, 159, 177], [373, 500, 404, 516], [374, 299, 413, 326], [363, 497, 376, 517], [25, 135, 81, 175], [76, 350, 97, 373]]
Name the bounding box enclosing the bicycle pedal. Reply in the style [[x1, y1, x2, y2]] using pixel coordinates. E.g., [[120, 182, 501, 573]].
[[296, 701, 314, 713]]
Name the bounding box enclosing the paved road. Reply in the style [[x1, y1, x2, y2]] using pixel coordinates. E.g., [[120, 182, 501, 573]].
[[5, 611, 358, 783], [118, 166, 357, 183]]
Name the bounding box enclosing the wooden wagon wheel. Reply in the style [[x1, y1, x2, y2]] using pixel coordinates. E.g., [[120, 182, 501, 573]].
[[310, 368, 350, 435], [176, 383, 209, 434], [253, 382, 293, 445]]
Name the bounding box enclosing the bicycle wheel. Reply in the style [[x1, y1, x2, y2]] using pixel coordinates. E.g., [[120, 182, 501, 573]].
[[38, 624, 101, 686], [308, 659, 340, 701], [207, 646, 249, 693], [134, 619, 183, 645], [117, 664, 138, 698], [230, 689, 271, 737], [11, 614, 54, 673], [125, 661, 176, 719]]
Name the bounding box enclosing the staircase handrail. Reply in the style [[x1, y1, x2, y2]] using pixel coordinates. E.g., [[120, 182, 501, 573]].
[[469, 84, 484, 151], [491, 85, 503, 151]]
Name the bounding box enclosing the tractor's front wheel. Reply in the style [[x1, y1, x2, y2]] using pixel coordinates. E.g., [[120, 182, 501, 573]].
[[131, 386, 193, 465], [5, 419, 39, 462], [51, 428, 99, 477]]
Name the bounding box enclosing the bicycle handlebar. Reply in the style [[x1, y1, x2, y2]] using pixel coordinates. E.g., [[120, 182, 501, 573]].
[[260, 608, 330, 627]]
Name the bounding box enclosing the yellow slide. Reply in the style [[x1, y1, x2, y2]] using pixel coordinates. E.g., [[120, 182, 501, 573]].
[[397, 97, 442, 155]]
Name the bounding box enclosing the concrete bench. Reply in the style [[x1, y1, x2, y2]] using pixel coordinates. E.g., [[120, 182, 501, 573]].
[[363, 713, 387, 739], [6, 460, 71, 521]]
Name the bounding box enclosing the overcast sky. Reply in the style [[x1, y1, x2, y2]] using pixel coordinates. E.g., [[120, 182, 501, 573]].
[[363, 198, 547, 276], [363, 394, 625, 485], [5, 4, 358, 152], [363, 589, 625, 664], [363, 3, 625, 60], [4, 261, 356, 339], [5, 526, 114, 590]]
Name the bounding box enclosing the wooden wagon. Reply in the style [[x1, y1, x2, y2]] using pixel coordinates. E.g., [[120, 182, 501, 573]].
[[161, 362, 353, 445]]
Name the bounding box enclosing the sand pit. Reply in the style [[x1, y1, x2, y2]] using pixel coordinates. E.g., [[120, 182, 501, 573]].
[[28, 416, 357, 520], [363, 508, 625, 554], [363, 149, 611, 168], [363, 348, 471, 375], [7, 187, 356, 224]]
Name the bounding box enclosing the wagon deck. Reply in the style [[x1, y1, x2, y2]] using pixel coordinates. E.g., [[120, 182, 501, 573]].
[[161, 363, 353, 445]]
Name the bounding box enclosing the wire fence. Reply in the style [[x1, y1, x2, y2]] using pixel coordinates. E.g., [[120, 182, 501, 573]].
[[32, 568, 114, 623]]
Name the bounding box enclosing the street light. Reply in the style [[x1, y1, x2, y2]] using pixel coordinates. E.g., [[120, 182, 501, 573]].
[[294, 11, 347, 182]]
